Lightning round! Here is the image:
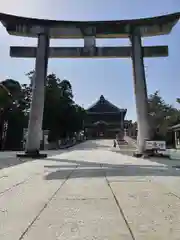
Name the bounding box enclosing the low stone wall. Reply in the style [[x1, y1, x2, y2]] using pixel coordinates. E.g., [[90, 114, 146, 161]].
[[47, 138, 85, 150]]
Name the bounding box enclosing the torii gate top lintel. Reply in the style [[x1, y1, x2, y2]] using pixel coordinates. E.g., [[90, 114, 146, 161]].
[[0, 12, 179, 39]]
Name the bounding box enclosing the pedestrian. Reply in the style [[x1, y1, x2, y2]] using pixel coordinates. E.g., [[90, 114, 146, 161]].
[[113, 139, 117, 148]]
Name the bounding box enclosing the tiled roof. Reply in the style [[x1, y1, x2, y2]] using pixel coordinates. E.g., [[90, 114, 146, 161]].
[[87, 95, 127, 113]]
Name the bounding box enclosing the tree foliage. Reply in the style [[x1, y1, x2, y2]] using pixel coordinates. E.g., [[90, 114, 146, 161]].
[[0, 72, 86, 150], [127, 91, 180, 146], [148, 91, 180, 143], [0, 79, 30, 150]]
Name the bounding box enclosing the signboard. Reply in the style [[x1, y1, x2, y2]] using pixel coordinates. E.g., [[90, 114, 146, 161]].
[[145, 141, 166, 151]]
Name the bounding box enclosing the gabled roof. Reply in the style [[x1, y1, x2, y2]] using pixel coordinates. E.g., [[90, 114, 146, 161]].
[[87, 95, 127, 113]]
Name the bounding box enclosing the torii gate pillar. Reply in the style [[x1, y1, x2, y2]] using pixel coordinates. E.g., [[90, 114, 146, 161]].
[[20, 28, 49, 158], [131, 28, 151, 155]]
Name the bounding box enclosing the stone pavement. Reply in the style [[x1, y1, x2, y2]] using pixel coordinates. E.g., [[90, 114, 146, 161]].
[[0, 140, 180, 239]]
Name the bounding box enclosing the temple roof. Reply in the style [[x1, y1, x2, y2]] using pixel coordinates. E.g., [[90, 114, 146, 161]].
[[87, 95, 127, 114], [0, 12, 179, 39]]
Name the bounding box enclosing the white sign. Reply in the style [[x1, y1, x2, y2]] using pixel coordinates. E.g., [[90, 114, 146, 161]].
[[145, 141, 166, 151]]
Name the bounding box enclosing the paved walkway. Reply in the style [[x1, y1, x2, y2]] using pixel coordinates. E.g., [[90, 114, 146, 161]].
[[0, 140, 180, 239]]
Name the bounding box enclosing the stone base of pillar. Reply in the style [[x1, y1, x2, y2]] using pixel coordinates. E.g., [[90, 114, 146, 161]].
[[133, 152, 143, 158], [16, 150, 47, 159], [142, 153, 151, 159], [133, 149, 154, 158], [133, 153, 150, 158]]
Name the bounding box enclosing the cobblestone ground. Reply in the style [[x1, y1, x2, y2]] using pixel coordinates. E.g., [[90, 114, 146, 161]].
[[0, 140, 180, 239]]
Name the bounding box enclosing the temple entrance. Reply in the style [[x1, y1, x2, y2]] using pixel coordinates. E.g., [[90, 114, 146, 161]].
[[93, 121, 107, 138]]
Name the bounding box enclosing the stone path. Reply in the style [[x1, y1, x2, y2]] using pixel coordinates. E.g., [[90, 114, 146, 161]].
[[0, 140, 180, 239]]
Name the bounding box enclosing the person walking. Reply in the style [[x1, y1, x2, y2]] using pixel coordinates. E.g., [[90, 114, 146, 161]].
[[113, 139, 117, 148]]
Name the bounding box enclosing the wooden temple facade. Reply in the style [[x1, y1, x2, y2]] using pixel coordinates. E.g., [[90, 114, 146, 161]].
[[84, 95, 127, 139]]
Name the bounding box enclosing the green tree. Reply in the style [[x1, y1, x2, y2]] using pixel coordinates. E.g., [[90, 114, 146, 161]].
[[0, 71, 86, 150], [27, 71, 86, 144], [0, 79, 30, 150], [148, 91, 180, 143]]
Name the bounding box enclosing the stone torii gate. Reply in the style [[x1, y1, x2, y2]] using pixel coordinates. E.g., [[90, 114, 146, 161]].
[[0, 12, 179, 157]]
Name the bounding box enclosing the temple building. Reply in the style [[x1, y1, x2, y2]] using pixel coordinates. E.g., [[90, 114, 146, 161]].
[[84, 95, 127, 139]]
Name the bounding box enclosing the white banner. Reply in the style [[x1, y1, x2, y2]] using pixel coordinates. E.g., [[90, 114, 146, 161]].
[[145, 141, 166, 151]]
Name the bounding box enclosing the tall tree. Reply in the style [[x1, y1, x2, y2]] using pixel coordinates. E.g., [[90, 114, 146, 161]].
[[26, 71, 86, 143], [0, 79, 30, 150], [0, 71, 86, 150], [148, 91, 180, 142]]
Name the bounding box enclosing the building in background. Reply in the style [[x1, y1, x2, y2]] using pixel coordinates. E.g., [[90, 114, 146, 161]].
[[84, 95, 127, 139]]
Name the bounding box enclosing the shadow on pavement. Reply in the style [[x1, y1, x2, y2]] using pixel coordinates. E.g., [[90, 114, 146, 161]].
[[44, 158, 180, 180], [73, 140, 113, 151], [0, 140, 111, 170], [147, 157, 180, 169], [116, 147, 180, 170], [0, 149, 73, 170]]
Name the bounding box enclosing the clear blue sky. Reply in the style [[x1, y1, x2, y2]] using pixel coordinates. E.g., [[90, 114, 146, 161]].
[[0, 0, 180, 120]]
